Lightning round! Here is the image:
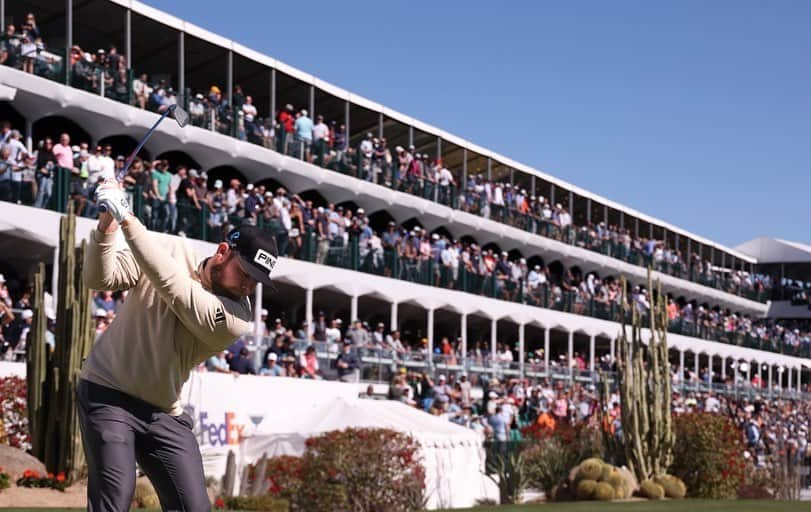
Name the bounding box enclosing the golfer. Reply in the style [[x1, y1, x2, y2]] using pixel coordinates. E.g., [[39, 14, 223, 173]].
[[78, 181, 278, 511]]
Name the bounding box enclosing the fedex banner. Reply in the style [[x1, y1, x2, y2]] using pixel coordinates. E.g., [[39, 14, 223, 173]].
[[180, 371, 361, 446]]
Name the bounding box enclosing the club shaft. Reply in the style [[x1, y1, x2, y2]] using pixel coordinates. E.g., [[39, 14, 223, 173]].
[[100, 106, 176, 213], [118, 106, 176, 182]]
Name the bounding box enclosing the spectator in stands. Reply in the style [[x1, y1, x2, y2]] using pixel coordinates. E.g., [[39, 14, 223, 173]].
[[336, 341, 360, 382], [293, 109, 313, 161], [259, 352, 284, 376], [299, 345, 321, 379], [229, 347, 256, 375], [206, 349, 231, 373]]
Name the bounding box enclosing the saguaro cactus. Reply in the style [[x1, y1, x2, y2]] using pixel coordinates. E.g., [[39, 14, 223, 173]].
[[614, 269, 674, 482], [27, 204, 95, 481]]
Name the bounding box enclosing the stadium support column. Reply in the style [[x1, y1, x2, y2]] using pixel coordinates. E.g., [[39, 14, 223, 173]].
[[460, 313, 468, 361], [619, 211, 624, 230], [270, 69, 276, 119], [694, 351, 700, 384], [518, 323, 525, 379], [768, 365, 773, 397], [390, 301, 398, 332], [610, 337, 615, 362], [786, 367, 792, 393], [309, 85, 315, 121], [544, 327, 550, 373], [178, 33, 185, 106], [586, 199, 591, 225], [427, 308, 435, 365], [24, 119, 32, 153], [462, 148, 468, 190], [305, 287, 313, 341], [125, 9, 131, 69], [408, 126, 413, 147], [797, 367, 802, 393], [745, 361, 751, 385], [549, 184, 555, 206], [757, 362, 762, 389], [253, 283, 264, 342], [227, 50, 233, 109], [350, 294, 358, 323], [490, 317, 497, 362], [589, 334, 595, 372], [66, 0, 73, 50], [567, 330, 574, 382], [708, 353, 713, 384], [345, 102, 351, 145], [721, 356, 726, 381], [379, 113, 384, 139], [487, 158, 492, 181], [0, 0, 4, 34], [679, 350, 685, 388]]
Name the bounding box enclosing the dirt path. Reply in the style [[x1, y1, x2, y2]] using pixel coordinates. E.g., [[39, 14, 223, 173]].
[[0, 483, 87, 508]]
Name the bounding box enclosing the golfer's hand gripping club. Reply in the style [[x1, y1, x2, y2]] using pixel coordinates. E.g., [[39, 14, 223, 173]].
[[96, 183, 131, 223]]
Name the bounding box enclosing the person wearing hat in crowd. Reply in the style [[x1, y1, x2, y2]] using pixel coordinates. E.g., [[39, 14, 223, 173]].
[[260, 352, 284, 376], [78, 180, 279, 511], [336, 340, 360, 382]]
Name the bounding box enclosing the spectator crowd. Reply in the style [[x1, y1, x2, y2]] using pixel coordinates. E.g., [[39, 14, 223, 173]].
[[1, 13, 775, 301], [0, 119, 806, 360]]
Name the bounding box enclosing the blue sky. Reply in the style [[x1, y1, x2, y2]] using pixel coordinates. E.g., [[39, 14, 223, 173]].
[[148, 0, 809, 248]]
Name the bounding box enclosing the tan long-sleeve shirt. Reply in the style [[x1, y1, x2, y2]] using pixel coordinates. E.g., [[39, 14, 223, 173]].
[[80, 218, 252, 415]]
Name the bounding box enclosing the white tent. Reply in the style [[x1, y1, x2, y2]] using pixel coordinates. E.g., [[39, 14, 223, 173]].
[[180, 372, 495, 509]]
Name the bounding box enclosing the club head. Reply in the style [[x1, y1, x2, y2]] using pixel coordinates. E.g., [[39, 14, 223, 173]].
[[171, 105, 189, 128]]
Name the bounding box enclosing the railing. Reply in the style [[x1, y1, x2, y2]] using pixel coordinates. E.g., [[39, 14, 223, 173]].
[[2, 51, 771, 302], [235, 337, 811, 402]]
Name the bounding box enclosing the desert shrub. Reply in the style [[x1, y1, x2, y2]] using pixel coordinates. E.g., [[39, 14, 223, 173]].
[[221, 495, 289, 511], [296, 428, 425, 512], [522, 422, 600, 498], [487, 449, 531, 504], [256, 455, 305, 505], [670, 413, 745, 499]]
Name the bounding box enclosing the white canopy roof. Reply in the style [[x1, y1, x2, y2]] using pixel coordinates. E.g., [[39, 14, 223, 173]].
[[735, 237, 811, 264]]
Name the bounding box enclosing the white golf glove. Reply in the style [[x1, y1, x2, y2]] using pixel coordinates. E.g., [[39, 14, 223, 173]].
[[95, 184, 131, 223]]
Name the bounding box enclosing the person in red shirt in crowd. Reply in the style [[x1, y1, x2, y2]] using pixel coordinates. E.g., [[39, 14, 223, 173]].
[[277, 104, 295, 155]]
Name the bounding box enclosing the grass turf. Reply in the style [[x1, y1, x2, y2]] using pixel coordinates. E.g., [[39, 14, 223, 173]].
[[2, 501, 809, 511], [440, 501, 809, 511]]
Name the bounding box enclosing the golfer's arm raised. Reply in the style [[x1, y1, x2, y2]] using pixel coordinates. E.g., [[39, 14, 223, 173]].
[[117, 214, 251, 348], [84, 213, 142, 291]]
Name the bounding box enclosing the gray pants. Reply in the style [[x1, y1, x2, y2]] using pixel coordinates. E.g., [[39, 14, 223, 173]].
[[77, 380, 211, 511]]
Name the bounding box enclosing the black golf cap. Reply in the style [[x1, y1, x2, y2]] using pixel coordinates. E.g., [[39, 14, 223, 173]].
[[226, 225, 279, 286]]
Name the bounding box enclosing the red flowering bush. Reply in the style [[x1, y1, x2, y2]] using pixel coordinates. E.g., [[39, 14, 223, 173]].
[[670, 413, 745, 498], [261, 455, 304, 502], [295, 428, 426, 512], [0, 376, 30, 450], [16, 469, 68, 491]]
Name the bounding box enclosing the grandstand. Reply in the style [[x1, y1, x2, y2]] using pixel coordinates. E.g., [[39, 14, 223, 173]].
[[0, 0, 809, 397]]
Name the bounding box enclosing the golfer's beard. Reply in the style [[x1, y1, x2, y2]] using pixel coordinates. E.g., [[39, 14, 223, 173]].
[[210, 260, 241, 301]]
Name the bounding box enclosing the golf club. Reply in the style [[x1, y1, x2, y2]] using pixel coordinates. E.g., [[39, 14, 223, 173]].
[[99, 103, 189, 212]]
